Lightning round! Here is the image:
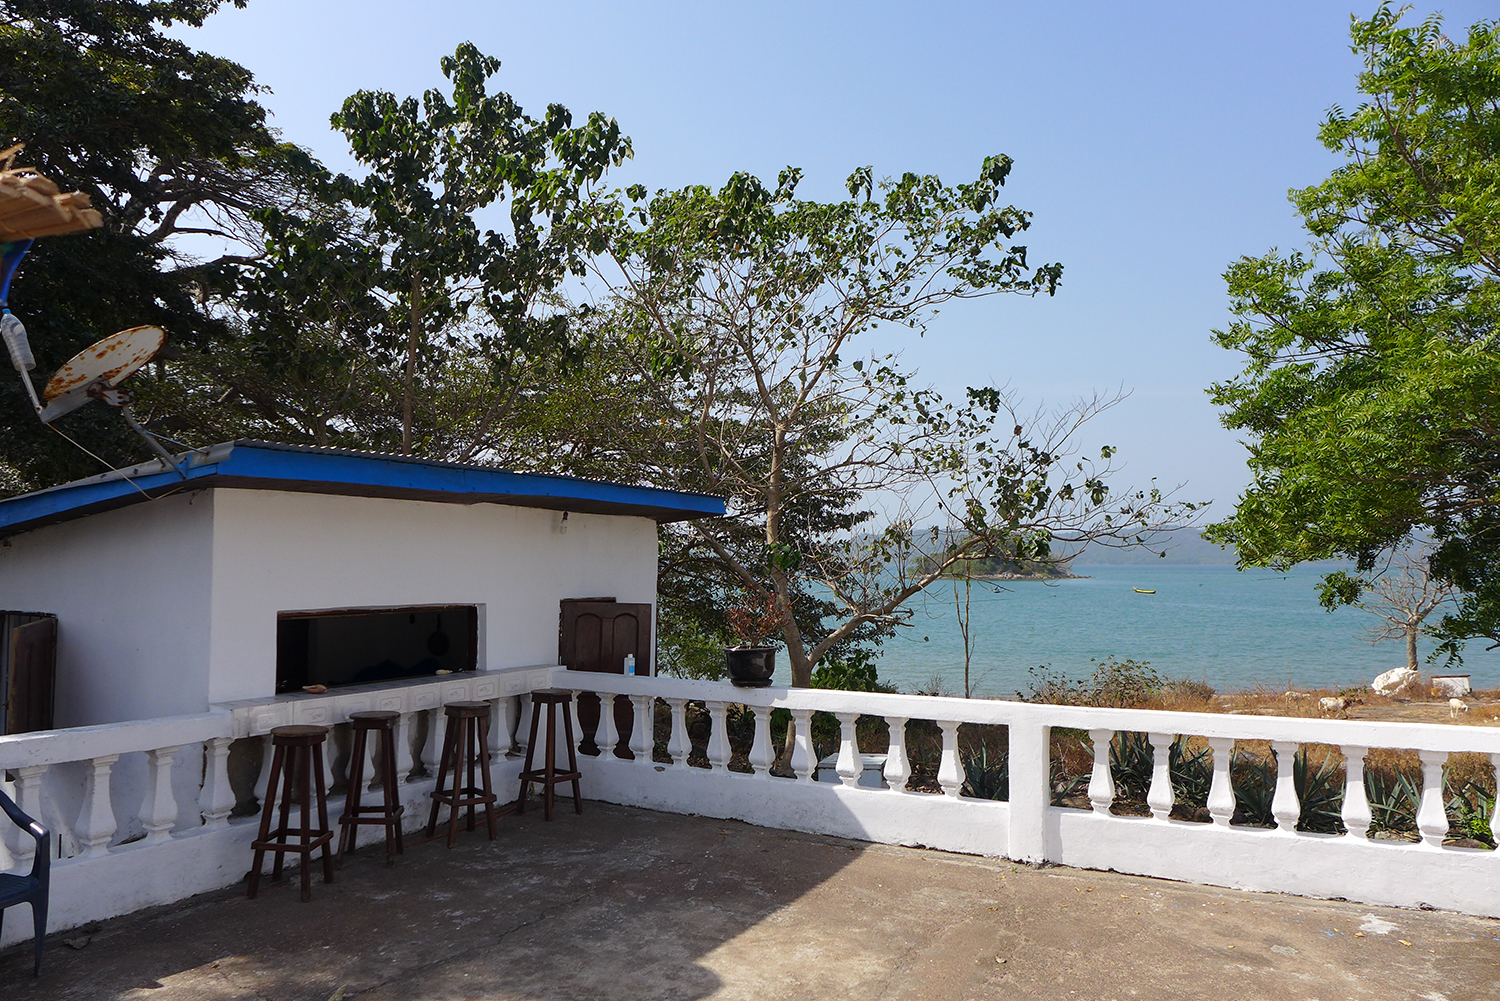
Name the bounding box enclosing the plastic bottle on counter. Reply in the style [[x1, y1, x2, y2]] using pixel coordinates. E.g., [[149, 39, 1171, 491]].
[[624, 654, 636, 676]]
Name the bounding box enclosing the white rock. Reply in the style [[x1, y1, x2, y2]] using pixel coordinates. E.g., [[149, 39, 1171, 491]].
[[1371, 667, 1420, 696]]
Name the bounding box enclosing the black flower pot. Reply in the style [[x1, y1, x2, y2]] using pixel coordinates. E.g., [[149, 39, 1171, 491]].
[[726, 646, 776, 688]]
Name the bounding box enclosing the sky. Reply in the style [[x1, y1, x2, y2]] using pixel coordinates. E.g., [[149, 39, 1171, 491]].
[[173, 1, 1496, 514]]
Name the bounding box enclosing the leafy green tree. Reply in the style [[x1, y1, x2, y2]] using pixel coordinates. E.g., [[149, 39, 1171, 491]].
[[585, 164, 1189, 687], [0, 0, 322, 489], [328, 43, 631, 455], [1207, 6, 1500, 657]]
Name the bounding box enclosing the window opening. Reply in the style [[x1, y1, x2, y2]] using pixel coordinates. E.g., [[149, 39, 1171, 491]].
[[276, 605, 478, 694]]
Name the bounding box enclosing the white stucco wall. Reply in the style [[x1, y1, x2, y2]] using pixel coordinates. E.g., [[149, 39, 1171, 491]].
[[206, 488, 659, 704], [0, 491, 215, 727], [0, 486, 661, 725]]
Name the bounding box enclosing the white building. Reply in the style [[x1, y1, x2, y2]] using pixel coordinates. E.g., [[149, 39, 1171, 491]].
[[0, 439, 722, 730]]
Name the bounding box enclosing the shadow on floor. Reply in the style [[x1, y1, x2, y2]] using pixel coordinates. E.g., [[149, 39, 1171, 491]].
[[4, 800, 1500, 1001]]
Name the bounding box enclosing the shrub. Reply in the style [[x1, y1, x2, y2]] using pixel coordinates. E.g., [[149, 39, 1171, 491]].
[[1447, 782, 1496, 847], [1366, 769, 1419, 836], [961, 742, 1009, 800], [1294, 747, 1344, 833]]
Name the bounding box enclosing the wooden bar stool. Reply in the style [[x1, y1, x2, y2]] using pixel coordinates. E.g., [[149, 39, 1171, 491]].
[[249, 724, 335, 902], [426, 701, 499, 847], [519, 689, 582, 821], [338, 710, 405, 867]]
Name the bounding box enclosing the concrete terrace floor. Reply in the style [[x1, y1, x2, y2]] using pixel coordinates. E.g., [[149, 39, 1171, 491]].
[[3, 803, 1498, 1001]]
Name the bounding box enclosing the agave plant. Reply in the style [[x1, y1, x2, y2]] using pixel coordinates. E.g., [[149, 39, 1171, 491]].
[[1294, 749, 1345, 834], [1106, 732, 1214, 809], [1110, 731, 1154, 803], [1365, 769, 1420, 836], [1169, 737, 1213, 808], [1231, 750, 1275, 827], [1446, 781, 1497, 847], [961, 743, 1009, 801]]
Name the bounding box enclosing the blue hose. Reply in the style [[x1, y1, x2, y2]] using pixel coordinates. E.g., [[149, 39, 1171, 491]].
[[1, 239, 34, 308]]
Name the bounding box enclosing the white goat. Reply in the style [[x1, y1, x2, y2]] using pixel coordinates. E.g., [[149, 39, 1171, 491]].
[[1449, 698, 1470, 719], [1319, 696, 1349, 718]]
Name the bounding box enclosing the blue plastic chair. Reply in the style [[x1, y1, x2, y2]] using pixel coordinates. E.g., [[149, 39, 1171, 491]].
[[0, 787, 49, 976]]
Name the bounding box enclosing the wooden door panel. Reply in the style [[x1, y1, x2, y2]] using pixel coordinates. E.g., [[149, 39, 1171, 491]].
[[561, 600, 652, 753], [7, 615, 56, 735]]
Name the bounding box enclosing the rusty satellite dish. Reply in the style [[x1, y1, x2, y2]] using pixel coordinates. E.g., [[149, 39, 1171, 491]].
[[37, 324, 165, 422]]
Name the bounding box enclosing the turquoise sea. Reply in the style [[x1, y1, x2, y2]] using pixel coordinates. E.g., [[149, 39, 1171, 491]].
[[872, 565, 1500, 697]]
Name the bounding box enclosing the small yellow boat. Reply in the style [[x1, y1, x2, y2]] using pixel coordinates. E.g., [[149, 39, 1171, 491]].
[[1133, 587, 1156, 594]]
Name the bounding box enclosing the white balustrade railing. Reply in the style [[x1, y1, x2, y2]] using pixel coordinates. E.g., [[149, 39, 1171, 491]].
[[559, 671, 1500, 919], [3, 662, 1499, 949], [0, 666, 554, 947]]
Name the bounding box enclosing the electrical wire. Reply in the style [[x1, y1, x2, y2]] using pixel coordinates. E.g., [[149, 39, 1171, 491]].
[[43, 422, 154, 499]]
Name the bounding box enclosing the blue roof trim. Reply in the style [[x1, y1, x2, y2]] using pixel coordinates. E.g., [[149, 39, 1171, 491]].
[[0, 441, 725, 537]]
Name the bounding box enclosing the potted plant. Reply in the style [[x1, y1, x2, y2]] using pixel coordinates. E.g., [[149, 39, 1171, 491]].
[[725, 596, 781, 687]]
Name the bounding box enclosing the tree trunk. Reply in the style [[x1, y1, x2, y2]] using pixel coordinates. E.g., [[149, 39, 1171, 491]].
[[403, 270, 421, 455], [1406, 626, 1419, 672]]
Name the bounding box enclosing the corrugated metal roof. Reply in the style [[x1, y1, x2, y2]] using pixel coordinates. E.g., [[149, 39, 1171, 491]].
[[0, 439, 725, 537]]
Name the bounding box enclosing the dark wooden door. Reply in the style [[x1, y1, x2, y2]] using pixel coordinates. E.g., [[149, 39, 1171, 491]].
[[560, 600, 651, 754], [5, 615, 56, 735]]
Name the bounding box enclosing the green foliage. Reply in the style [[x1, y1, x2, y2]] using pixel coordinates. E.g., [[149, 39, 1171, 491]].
[[1169, 738, 1213, 808], [1221, 748, 1344, 831], [656, 613, 730, 681], [585, 161, 1192, 687], [810, 648, 893, 694], [1447, 781, 1496, 847], [1230, 750, 1276, 828], [327, 43, 631, 454], [0, 0, 320, 488], [1365, 768, 1420, 835], [1105, 732, 1211, 810], [1027, 657, 1166, 707], [1207, 5, 1500, 657], [960, 742, 1009, 801], [1293, 750, 1345, 834], [1109, 731, 1154, 803]]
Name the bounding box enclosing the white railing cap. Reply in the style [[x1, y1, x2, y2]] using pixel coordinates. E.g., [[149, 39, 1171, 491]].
[[565, 670, 1500, 755], [0, 710, 231, 769]]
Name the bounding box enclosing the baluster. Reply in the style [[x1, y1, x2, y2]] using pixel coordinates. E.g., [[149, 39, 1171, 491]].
[[937, 721, 963, 798], [486, 700, 506, 760], [251, 737, 272, 814], [418, 708, 440, 776], [394, 712, 416, 783], [1339, 745, 1371, 839], [1087, 728, 1115, 816], [200, 736, 236, 831], [75, 754, 120, 859], [835, 713, 861, 787], [705, 701, 730, 772], [1416, 749, 1450, 847], [1206, 737, 1236, 827], [598, 694, 621, 758], [883, 716, 911, 792], [789, 709, 816, 783], [515, 695, 535, 758], [1146, 733, 1174, 821], [4, 765, 47, 866], [630, 694, 654, 764], [1270, 741, 1300, 832], [666, 698, 690, 768], [748, 708, 775, 777], [364, 726, 381, 794], [571, 691, 586, 753], [138, 745, 180, 846], [497, 696, 521, 757]]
